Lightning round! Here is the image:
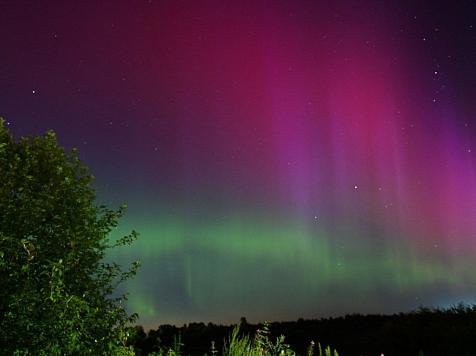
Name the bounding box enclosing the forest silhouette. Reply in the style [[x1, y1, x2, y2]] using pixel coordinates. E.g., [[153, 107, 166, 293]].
[[126, 303, 476, 356]]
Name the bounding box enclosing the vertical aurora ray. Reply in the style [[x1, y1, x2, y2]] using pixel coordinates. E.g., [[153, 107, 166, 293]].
[[106, 1, 476, 328]]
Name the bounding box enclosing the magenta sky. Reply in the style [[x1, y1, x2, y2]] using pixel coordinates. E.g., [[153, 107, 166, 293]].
[[1, 0, 476, 329]]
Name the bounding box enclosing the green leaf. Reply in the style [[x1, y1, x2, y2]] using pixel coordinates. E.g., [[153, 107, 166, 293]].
[[0, 123, 140, 354]]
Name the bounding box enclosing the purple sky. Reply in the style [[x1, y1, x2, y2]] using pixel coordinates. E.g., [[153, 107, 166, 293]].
[[1, 0, 476, 329]]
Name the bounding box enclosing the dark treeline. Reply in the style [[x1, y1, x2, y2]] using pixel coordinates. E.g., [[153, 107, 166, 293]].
[[126, 302, 476, 356]]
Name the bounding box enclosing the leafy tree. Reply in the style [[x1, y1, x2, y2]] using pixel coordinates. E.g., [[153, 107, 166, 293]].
[[0, 118, 140, 355]]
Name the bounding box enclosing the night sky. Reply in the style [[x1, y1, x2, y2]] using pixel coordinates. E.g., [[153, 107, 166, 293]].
[[2, 0, 476, 330]]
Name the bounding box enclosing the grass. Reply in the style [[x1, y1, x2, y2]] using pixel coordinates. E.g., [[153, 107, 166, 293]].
[[148, 322, 339, 356]]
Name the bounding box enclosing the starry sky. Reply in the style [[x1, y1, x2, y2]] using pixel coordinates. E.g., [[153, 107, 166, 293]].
[[1, 0, 476, 329]]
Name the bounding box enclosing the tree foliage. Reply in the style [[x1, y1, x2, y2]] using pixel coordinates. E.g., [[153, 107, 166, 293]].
[[0, 118, 140, 355]]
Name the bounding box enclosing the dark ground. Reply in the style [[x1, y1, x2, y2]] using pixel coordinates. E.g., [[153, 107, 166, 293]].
[[126, 303, 476, 356]]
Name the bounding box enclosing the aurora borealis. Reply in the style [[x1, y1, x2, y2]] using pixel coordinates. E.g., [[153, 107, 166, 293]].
[[1, 0, 476, 329]]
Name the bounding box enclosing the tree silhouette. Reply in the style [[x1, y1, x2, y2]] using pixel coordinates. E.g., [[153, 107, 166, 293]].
[[0, 118, 140, 355]]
